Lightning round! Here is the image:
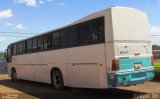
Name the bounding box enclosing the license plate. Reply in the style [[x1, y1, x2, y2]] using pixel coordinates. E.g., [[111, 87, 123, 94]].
[[134, 63, 142, 69]]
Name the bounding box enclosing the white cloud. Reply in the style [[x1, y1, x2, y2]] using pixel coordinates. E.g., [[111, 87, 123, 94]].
[[150, 26, 160, 34], [14, 0, 36, 7], [0, 36, 6, 42], [5, 23, 26, 30], [5, 23, 13, 26], [16, 24, 25, 30], [39, 1, 44, 4], [46, 0, 52, 2], [14, 0, 53, 7], [58, 2, 65, 7], [150, 26, 160, 45], [0, 9, 13, 19]]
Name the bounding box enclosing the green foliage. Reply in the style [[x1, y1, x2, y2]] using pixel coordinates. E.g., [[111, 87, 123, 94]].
[[0, 52, 4, 59], [153, 45, 160, 50], [154, 67, 160, 80], [154, 61, 160, 67], [153, 61, 160, 80]]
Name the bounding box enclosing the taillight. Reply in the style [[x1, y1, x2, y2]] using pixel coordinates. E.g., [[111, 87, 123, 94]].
[[112, 59, 119, 71], [151, 56, 154, 66]]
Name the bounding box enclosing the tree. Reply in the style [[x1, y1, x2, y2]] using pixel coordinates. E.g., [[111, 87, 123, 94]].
[[0, 52, 4, 58], [152, 45, 160, 50]]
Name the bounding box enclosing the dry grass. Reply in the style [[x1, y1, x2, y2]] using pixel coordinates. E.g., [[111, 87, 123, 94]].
[[0, 74, 9, 80]]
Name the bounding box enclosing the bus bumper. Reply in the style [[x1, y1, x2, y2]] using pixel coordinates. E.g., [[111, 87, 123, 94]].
[[107, 68, 154, 88]]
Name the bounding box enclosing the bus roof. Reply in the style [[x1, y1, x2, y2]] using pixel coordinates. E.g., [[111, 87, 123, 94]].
[[11, 6, 145, 45]]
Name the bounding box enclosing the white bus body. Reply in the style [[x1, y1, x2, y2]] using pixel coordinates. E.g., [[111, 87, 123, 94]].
[[5, 6, 154, 89]]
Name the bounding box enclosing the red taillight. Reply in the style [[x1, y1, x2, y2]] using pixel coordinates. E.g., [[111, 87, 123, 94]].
[[112, 59, 119, 71], [151, 56, 154, 66]]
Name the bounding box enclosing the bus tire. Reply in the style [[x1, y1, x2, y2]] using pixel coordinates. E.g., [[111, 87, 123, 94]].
[[11, 68, 17, 81], [52, 69, 65, 90]]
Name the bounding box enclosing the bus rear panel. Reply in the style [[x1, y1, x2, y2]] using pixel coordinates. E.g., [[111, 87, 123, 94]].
[[106, 7, 154, 88]]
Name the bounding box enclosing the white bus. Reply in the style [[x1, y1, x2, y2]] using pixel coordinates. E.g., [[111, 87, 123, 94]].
[[5, 6, 154, 90]]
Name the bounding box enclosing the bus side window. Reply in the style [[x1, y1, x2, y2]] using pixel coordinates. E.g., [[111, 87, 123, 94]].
[[68, 25, 78, 47], [37, 37, 43, 50], [97, 17, 105, 42], [90, 20, 98, 43], [43, 35, 51, 50], [61, 29, 68, 48], [6, 45, 12, 63], [52, 32, 60, 49], [18, 42, 23, 54], [79, 22, 90, 45], [90, 17, 105, 43], [27, 39, 32, 52], [33, 38, 37, 50], [16, 44, 19, 54], [43, 36, 47, 50], [13, 44, 17, 55], [22, 42, 26, 53]]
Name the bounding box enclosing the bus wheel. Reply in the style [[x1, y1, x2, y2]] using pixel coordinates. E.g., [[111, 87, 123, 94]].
[[52, 70, 65, 90], [11, 68, 17, 81]]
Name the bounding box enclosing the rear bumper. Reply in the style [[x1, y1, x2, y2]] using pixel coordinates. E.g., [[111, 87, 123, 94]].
[[107, 68, 154, 88]]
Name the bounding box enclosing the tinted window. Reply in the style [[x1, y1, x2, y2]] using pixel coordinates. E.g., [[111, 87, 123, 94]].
[[68, 25, 78, 46], [13, 44, 16, 55], [7, 46, 11, 59], [90, 20, 98, 42], [43, 35, 51, 50], [79, 22, 90, 44], [18, 42, 23, 54], [16, 44, 19, 54], [61, 29, 68, 48], [90, 17, 105, 43], [44, 36, 47, 50], [37, 37, 43, 50], [27, 40, 32, 52], [22, 42, 25, 53], [97, 17, 105, 42], [52, 32, 60, 48], [11, 17, 105, 55], [33, 38, 37, 50]]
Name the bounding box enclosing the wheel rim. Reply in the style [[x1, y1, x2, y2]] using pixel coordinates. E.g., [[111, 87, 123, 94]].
[[53, 74, 61, 87]]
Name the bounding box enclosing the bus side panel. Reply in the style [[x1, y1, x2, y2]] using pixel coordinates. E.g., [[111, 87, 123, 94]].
[[105, 43, 115, 73], [7, 63, 12, 77], [71, 64, 99, 88], [12, 55, 35, 81], [35, 51, 55, 83], [68, 44, 107, 88], [49, 49, 69, 85]]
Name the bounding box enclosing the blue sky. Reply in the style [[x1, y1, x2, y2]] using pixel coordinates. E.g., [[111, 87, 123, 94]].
[[0, 0, 160, 51]]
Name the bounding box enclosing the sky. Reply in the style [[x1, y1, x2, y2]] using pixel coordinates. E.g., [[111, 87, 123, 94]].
[[0, 0, 160, 51]]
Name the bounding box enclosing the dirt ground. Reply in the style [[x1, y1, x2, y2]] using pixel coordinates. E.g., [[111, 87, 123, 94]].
[[0, 74, 160, 99]]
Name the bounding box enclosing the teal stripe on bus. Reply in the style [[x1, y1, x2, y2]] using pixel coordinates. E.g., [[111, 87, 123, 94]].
[[119, 57, 151, 70]]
